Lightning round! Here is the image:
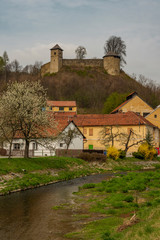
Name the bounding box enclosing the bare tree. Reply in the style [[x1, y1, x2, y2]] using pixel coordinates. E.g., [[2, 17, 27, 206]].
[[75, 46, 87, 59], [99, 126, 145, 153], [104, 36, 126, 67], [3, 51, 9, 82], [99, 126, 123, 147], [120, 129, 144, 153], [58, 124, 81, 150]]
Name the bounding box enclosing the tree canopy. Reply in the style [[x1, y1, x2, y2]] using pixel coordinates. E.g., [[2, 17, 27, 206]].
[[75, 46, 87, 59], [104, 36, 126, 67], [0, 81, 55, 158], [102, 92, 128, 114]]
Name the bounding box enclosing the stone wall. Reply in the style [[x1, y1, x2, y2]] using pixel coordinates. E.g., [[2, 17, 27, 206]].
[[63, 59, 103, 67], [41, 62, 50, 75], [103, 56, 120, 75]]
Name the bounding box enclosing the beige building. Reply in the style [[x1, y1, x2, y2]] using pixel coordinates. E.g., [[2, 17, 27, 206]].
[[111, 92, 153, 117], [41, 44, 120, 76]]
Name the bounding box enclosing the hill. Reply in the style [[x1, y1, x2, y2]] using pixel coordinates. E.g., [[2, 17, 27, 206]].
[[0, 65, 159, 113], [41, 66, 159, 113]]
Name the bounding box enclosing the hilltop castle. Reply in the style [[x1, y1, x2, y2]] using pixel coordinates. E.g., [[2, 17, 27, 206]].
[[41, 44, 120, 76]]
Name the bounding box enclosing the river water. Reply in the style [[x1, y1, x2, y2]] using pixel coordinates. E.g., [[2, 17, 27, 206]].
[[0, 173, 112, 240]]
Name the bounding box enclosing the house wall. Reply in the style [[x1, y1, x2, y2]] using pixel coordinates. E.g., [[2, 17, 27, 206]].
[[146, 107, 160, 129], [120, 96, 153, 116], [46, 106, 77, 113], [79, 124, 159, 153], [3, 122, 84, 157]]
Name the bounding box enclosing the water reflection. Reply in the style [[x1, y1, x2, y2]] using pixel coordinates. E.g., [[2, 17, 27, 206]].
[[0, 174, 111, 240]]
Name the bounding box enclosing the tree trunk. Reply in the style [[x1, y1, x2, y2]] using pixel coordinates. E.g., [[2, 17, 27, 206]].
[[8, 141, 12, 159], [125, 130, 132, 153], [111, 126, 114, 146], [24, 139, 30, 158]]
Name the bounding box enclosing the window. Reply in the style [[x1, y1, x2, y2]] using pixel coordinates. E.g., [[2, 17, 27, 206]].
[[13, 143, 20, 150], [33, 142, 38, 150], [154, 114, 157, 118], [69, 107, 72, 111], [83, 128, 87, 134], [89, 128, 93, 136], [89, 145, 93, 150], [54, 52, 56, 55], [60, 143, 63, 147], [59, 107, 64, 111], [49, 106, 52, 110], [143, 112, 149, 117]]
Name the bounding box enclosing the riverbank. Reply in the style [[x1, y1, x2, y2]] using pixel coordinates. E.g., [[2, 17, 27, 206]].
[[54, 170, 160, 240], [0, 156, 160, 195]]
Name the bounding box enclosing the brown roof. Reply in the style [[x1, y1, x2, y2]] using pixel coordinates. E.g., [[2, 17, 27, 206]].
[[47, 101, 76, 107], [53, 112, 156, 127], [50, 44, 63, 51]]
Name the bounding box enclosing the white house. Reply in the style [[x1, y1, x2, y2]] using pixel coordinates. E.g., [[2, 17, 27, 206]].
[[4, 121, 85, 157]]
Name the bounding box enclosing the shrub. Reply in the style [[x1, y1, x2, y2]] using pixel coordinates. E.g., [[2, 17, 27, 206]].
[[138, 142, 157, 160], [118, 149, 126, 159], [78, 152, 106, 162], [107, 146, 119, 160], [124, 195, 134, 202], [132, 151, 144, 159], [81, 183, 96, 189], [0, 148, 7, 156]]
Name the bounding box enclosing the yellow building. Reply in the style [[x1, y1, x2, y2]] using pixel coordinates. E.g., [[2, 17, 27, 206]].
[[146, 105, 160, 129], [47, 101, 77, 114], [111, 92, 153, 117], [54, 112, 159, 153]]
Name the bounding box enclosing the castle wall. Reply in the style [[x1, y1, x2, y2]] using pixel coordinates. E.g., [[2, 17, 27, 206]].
[[41, 62, 50, 75], [63, 59, 103, 67]]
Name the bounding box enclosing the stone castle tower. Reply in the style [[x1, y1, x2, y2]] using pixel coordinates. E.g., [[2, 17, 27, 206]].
[[50, 44, 63, 73], [41, 44, 120, 76], [103, 53, 120, 75]]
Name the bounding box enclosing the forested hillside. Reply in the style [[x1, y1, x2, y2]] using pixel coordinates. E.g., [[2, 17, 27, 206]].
[[0, 65, 159, 113]]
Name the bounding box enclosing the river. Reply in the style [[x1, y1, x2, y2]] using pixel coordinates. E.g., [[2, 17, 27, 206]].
[[0, 173, 113, 240]]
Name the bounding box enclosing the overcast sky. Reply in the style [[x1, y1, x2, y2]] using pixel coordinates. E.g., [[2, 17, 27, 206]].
[[0, 0, 160, 82]]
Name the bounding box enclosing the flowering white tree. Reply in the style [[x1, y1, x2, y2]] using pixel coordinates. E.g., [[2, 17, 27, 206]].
[[0, 81, 55, 158]]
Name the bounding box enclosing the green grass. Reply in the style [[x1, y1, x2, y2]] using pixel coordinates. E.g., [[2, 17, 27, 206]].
[[1, 156, 160, 195], [0, 156, 86, 175], [64, 170, 160, 239]]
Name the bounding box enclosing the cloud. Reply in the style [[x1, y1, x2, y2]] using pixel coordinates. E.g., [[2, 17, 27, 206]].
[[10, 42, 77, 66]]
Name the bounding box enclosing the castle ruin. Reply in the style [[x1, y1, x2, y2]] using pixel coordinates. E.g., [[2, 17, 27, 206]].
[[41, 44, 120, 76]]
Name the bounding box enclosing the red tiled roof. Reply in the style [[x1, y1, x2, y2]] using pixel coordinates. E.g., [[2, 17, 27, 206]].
[[54, 112, 156, 127], [47, 101, 76, 107], [53, 112, 77, 116]]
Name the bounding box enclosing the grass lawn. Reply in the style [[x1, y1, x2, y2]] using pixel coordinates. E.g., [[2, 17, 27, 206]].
[[0, 156, 160, 195], [61, 170, 160, 240]]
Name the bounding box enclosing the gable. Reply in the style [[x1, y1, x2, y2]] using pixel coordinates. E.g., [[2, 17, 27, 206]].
[[146, 106, 160, 129], [120, 95, 153, 116]]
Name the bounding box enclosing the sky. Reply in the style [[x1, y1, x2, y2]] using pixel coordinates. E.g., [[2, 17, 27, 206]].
[[0, 0, 160, 82]]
